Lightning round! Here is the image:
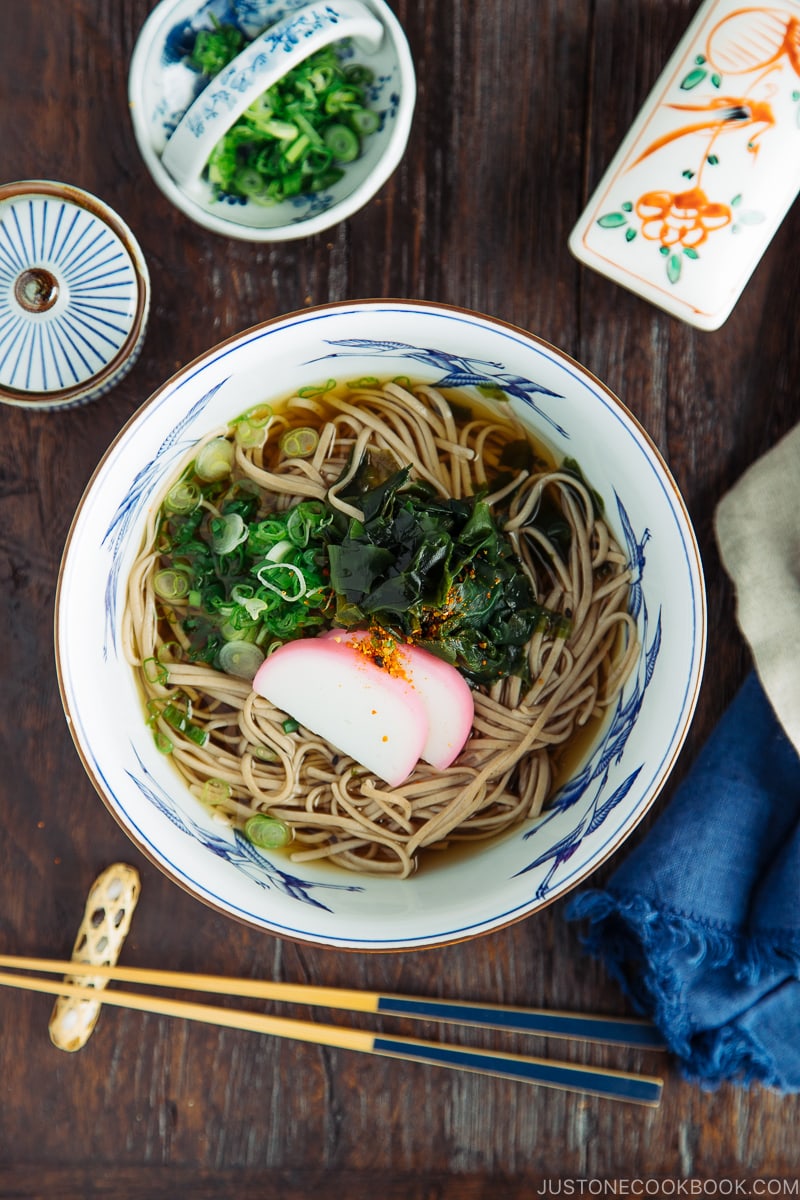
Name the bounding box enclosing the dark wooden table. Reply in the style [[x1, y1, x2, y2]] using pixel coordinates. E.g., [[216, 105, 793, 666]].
[[1, 1, 798, 1194]]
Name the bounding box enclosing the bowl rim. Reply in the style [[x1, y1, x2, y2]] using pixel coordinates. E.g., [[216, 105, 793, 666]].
[[54, 298, 708, 950], [127, 0, 417, 242]]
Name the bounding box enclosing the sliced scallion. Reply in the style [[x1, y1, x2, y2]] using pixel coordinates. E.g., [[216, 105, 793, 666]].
[[191, 33, 380, 204], [154, 569, 190, 600], [250, 744, 279, 763], [157, 641, 183, 664], [256, 560, 308, 601], [323, 123, 360, 162], [162, 699, 209, 747], [154, 730, 174, 755], [235, 418, 268, 449], [344, 64, 375, 86], [209, 512, 248, 555], [348, 108, 380, 136], [218, 639, 265, 679], [201, 777, 232, 806], [280, 426, 319, 458], [165, 479, 201, 514], [242, 403, 272, 428], [265, 538, 294, 563], [195, 436, 235, 481], [143, 657, 169, 686], [244, 814, 293, 849]]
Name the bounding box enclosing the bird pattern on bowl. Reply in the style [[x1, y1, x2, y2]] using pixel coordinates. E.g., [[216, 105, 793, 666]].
[[127, 745, 363, 910]]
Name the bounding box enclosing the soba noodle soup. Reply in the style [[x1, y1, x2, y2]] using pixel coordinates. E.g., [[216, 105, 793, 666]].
[[124, 379, 638, 877]]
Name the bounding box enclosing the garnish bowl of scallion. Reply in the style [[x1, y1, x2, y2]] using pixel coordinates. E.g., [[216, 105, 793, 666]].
[[128, 0, 416, 241]]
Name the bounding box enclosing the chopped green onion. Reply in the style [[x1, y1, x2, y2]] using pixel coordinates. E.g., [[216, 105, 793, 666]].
[[234, 167, 271, 200], [250, 744, 279, 762], [256, 561, 308, 601], [244, 814, 293, 849], [282, 717, 300, 734], [323, 123, 360, 162], [235, 419, 268, 449], [190, 31, 378, 204], [292, 111, 325, 146], [284, 133, 310, 165], [230, 583, 270, 617], [240, 403, 272, 428], [285, 501, 328, 546], [154, 569, 190, 600], [243, 93, 274, 124], [162, 700, 209, 747], [280, 426, 319, 458], [324, 87, 361, 114], [165, 479, 201, 514], [218, 640, 265, 679], [297, 379, 335, 398], [265, 538, 294, 563], [348, 108, 380, 136], [220, 619, 252, 641], [143, 657, 169, 686], [309, 167, 344, 190], [154, 730, 174, 755], [195, 436, 234, 481], [209, 512, 248, 555], [344, 64, 374, 86], [189, 19, 244, 76], [157, 642, 183, 664], [201, 777, 232, 806]]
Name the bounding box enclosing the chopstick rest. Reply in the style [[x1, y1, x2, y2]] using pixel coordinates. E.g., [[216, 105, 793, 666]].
[[569, 0, 800, 329], [47, 864, 141, 1052]]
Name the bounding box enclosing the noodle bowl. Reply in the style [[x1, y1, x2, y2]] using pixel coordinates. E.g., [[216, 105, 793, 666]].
[[56, 302, 705, 948], [124, 380, 638, 878]]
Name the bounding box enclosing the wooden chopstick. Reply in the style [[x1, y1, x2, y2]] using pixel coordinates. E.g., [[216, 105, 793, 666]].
[[0, 954, 666, 1050], [0, 966, 663, 1106]]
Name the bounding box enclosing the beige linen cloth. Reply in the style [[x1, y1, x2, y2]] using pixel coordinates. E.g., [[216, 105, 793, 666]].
[[716, 423, 800, 755]]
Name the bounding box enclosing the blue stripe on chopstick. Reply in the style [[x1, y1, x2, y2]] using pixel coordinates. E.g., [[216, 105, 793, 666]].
[[372, 1037, 663, 1105], [376, 997, 667, 1049]]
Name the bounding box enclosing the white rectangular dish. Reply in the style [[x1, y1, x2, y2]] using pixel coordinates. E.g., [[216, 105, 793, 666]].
[[569, 0, 800, 330]]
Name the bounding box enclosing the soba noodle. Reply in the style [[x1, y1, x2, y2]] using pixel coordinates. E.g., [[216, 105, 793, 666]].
[[124, 381, 638, 877]]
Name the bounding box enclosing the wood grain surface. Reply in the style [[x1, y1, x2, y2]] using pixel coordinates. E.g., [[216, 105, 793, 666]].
[[1, 0, 799, 1194]]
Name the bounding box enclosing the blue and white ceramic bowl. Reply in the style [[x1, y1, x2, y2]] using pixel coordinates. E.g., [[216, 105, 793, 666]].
[[128, 0, 416, 241], [0, 181, 150, 410], [55, 300, 706, 950]]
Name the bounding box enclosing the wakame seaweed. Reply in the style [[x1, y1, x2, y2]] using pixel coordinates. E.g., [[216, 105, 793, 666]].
[[323, 460, 568, 685]]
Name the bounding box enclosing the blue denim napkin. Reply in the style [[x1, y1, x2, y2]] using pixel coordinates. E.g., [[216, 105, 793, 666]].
[[567, 671, 800, 1091]]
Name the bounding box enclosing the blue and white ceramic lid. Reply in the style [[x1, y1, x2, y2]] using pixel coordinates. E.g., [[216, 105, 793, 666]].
[[0, 181, 151, 409]]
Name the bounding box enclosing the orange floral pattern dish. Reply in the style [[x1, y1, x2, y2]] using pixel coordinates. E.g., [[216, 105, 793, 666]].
[[569, 0, 800, 330]]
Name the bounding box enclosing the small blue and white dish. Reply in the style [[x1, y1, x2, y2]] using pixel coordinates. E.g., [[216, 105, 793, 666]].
[[55, 300, 706, 950], [128, 0, 416, 241], [0, 181, 150, 410]]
